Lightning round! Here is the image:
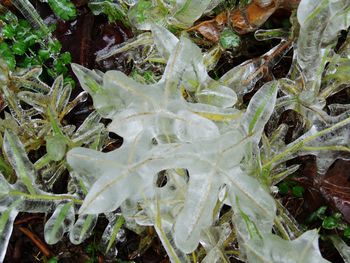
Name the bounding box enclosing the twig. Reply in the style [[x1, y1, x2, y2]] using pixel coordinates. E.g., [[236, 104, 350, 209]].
[[18, 226, 53, 258], [15, 215, 43, 225]]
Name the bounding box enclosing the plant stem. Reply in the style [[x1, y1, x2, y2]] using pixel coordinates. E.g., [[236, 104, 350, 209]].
[[262, 116, 350, 170], [9, 190, 83, 204]]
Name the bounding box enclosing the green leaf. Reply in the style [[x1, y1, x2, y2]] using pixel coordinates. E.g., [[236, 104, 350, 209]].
[[18, 19, 30, 30], [1, 11, 18, 24], [47, 257, 59, 263], [219, 29, 241, 49], [12, 41, 27, 55], [3, 54, 16, 71], [46, 135, 67, 161], [292, 185, 305, 198], [20, 57, 38, 68], [89, 0, 129, 24], [38, 49, 51, 61], [2, 24, 17, 38], [105, 216, 125, 253], [59, 52, 72, 65], [47, 0, 77, 21], [54, 60, 68, 75], [22, 34, 39, 46], [64, 76, 75, 88], [322, 216, 339, 230], [128, 0, 157, 29], [0, 43, 16, 70], [48, 40, 62, 54], [278, 181, 289, 195], [344, 227, 350, 238], [307, 206, 327, 223]]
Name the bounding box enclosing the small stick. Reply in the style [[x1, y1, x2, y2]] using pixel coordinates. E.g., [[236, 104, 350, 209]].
[[15, 215, 43, 225], [18, 226, 53, 258]]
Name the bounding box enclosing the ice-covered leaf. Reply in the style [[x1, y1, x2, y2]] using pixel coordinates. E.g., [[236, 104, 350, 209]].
[[226, 167, 276, 239], [330, 236, 350, 263], [68, 126, 272, 253], [296, 0, 350, 80], [173, 171, 222, 252], [128, 0, 219, 29], [220, 41, 290, 101], [71, 111, 106, 146], [68, 27, 283, 255], [151, 24, 178, 60], [68, 132, 156, 214], [17, 91, 47, 113], [89, 0, 128, 23], [245, 230, 329, 263], [3, 130, 36, 194], [18, 75, 71, 116], [151, 25, 237, 107], [296, 111, 350, 174], [172, 0, 212, 28], [242, 81, 279, 141], [66, 17, 340, 260], [69, 214, 98, 245], [0, 175, 10, 199], [201, 223, 232, 263], [44, 202, 75, 244], [51, 76, 72, 113], [128, 0, 167, 30], [0, 202, 20, 263], [73, 36, 236, 142], [46, 135, 67, 161], [100, 214, 125, 254]]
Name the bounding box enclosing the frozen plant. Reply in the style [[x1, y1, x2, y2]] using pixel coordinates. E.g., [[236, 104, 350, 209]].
[[1, 0, 350, 262], [68, 15, 350, 263]]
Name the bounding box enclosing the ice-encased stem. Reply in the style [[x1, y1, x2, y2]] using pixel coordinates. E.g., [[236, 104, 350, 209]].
[[12, 0, 51, 38]]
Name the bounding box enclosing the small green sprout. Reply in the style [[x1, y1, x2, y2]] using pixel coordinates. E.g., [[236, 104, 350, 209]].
[[344, 227, 350, 239], [0, 10, 74, 85], [277, 180, 304, 197], [291, 185, 305, 198], [219, 29, 241, 49]]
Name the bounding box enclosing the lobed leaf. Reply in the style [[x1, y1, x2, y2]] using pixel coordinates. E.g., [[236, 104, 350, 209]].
[[245, 230, 329, 263]]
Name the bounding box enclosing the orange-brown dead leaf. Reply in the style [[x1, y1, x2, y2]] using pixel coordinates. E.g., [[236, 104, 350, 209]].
[[189, 0, 300, 42], [232, 0, 277, 34], [0, 0, 12, 8], [188, 11, 227, 42]]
